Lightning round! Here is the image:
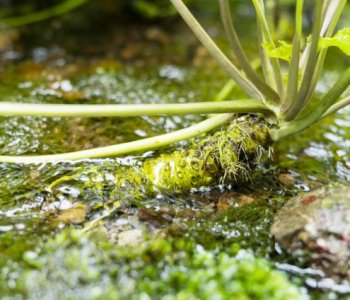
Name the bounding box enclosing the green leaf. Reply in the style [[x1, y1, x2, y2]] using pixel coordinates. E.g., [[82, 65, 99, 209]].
[[319, 28, 350, 55], [262, 41, 293, 62]]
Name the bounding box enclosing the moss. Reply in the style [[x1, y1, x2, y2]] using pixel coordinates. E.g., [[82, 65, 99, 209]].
[[44, 116, 271, 196], [1, 229, 305, 300], [125, 116, 271, 194], [172, 199, 277, 257]]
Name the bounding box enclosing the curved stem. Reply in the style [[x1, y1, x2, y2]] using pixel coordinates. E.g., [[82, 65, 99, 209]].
[[0, 114, 234, 163], [322, 95, 350, 118], [252, 0, 284, 96], [320, 0, 345, 37], [282, 0, 303, 109], [284, 0, 323, 120], [219, 0, 280, 103], [214, 60, 262, 103], [300, 0, 347, 112], [0, 100, 274, 117], [272, 66, 350, 141], [298, 0, 335, 70], [169, 0, 264, 100], [0, 0, 90, 28], [214, 80, 236, 102], [257, 23, 276, 94]]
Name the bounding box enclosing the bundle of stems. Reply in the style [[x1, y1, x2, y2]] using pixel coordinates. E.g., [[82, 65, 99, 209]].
[[0, 0, 350, 191]]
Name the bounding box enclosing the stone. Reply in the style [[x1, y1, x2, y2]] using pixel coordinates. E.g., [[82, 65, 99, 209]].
[[271, 185, 350, 280]]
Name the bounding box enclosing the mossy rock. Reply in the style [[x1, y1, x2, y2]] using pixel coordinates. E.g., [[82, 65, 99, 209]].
[[271, 184, 350, 281]]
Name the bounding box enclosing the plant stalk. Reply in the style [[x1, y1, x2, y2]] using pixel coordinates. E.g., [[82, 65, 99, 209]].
[[169, 0, 264, 100], [219, 0, 280, 103], [284, 0, 323, 120], [214, 80, 236, 101], [282, 0, 303, 110], [0, 100, 274, 118], [273, 66, 350, 141], [214, 59, 261, 102], [299, 0, 347, 114], [252, 0, 284, 96], [323, 95, 350, 118], [0, 114, 234, 163]]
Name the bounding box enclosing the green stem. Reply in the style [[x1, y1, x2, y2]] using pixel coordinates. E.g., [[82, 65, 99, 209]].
[[257, 23, 276, 95], [300, 0, 347, 110], [284, 0, 323, 120], [0, 114, 234, 163], [214, 80, 236, 101], [320, 0, 345, 36], [298, 0, 332, 70], [219, 0, 280, 103], [0, 0, 90, 28], [272, 66, 350, 141], [282, 0, 303, 110], [321, 67, 350, 110], [252, 0, 284, 96], [322, 95, 350, 118], [169, 0, 264, 100], [0, 100, 273, 117], [214, 59, 262, 102], [295, 0, 304, 37]]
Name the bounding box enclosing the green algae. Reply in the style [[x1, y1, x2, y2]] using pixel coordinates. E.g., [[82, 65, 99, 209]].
[[140, 116, 272, 194], [0, 229, 306, 300]]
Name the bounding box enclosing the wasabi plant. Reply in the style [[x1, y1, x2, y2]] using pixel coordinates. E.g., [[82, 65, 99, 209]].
[[1, 1, 350, 193]]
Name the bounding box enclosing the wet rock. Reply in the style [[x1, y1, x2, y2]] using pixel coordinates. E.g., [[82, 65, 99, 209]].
[[102, 210, 161, 246], [118, 228, 143, 246], [217, 192, 255, 211], [54, 203, 87, 224], [278, 172, 295, 186], [271, 185, 350, 280]]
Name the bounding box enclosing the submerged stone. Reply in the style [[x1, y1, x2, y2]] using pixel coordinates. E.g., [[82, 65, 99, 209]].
[[271, 185, 350, 280]]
